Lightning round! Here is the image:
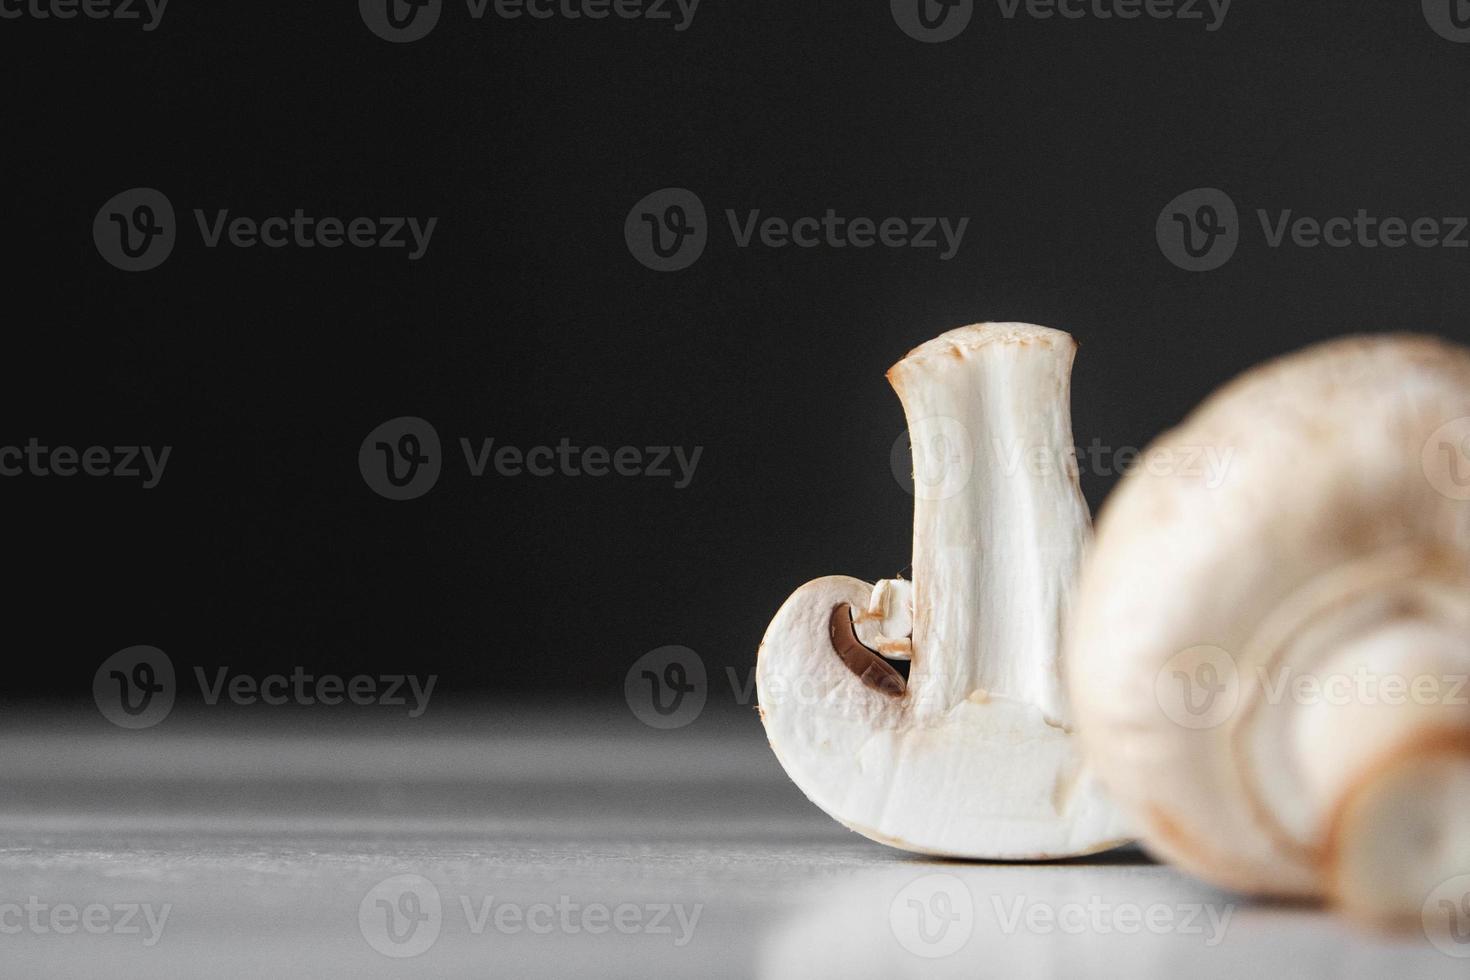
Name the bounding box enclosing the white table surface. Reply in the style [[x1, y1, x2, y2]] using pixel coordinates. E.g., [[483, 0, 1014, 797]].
[[0, 702, 1457, 978]]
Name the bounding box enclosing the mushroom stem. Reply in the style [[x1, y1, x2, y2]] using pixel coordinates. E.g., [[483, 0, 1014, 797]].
[[888, 324, 1088, 726], [1293, 618, 1470, 921], [1327, 732, 1470, 924]]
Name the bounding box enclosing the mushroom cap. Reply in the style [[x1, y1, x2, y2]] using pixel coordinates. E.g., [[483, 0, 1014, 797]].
[[1068, 334, 1470, 898]]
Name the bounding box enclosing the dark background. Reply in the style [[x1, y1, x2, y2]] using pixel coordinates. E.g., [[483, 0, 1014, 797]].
[[5, 1, 1470, 703]]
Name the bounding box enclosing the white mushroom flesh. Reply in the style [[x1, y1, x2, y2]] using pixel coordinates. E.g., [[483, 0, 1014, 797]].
[[757, 323, 1129, 859]]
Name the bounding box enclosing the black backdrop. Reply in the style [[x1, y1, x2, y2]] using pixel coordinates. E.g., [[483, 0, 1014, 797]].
[[6, 1, 1470, 701]]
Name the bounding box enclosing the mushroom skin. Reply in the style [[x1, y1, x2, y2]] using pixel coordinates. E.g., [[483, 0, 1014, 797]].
[[756, 323, 1129, 859], [1068, 334, 1470, 921]]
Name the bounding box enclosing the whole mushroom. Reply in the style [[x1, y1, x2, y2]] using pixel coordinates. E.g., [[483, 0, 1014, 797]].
[[1068, 334, 1470, 923], [756, 323, 1129, 859]]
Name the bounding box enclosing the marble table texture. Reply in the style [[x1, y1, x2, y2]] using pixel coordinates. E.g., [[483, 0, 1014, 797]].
[[0, 702, 1458, 978]]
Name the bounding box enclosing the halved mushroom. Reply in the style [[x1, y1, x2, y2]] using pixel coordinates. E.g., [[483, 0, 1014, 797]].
[[1068, 334, 1470, 922], [756, 323, 1129, 858]]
